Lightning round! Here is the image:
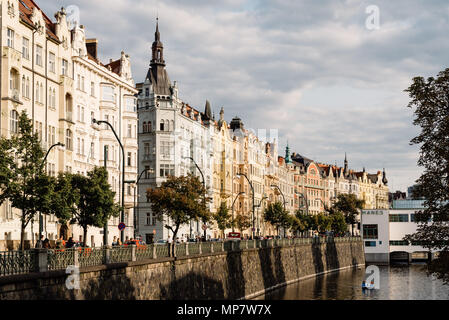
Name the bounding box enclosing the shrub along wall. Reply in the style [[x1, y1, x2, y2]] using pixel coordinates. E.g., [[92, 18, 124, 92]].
[[0, 241, 364, 300]]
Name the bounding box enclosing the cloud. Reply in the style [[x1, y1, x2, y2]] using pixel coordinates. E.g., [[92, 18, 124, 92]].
[[38, 0, 447, 191]]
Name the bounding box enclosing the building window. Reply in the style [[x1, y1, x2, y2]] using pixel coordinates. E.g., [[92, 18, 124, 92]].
[[160, 164, 175, 177], [127, 152, 132, 166], [127, 124, 132, 138], [144, 143, 150, 156], [144, 166, 150, 179], [66, 129, 72, 150], [9, 69, 19, 98], [22, 37, 29, 59], [389, 214, 409, 222], [362, 224, 378, 239], [81, 76, 85, 92], [364, 241, 376, 247], [62, 59, 69, 76], [125, 97, 136, 112], [10, 110, 19, 134], [7, 28, 14, 48], [36, 45, 43, 66], [160, 120, 164, 131], [91, 82, 95, 96], [390, 240, 409, 246], [49, 52, 55, 73], [90, 142, 95, 159], [101, 85, 115, 102], [145, 88, 149, 97]]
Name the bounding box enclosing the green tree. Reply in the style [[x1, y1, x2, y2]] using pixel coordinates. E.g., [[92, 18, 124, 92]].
[[403, 68, 449, 283], [0, 111, 55, 249], [316, 213, 332, 233], [213, 202, 234, 238], [264, 201, 288, 236], [287, 215, 306, 236], [330, 211, 348, 236], [147, 174, 211, 247], [295, 211, 312, 234], [67, 167, 120, 247], [235, 213, 251, 234], [331, 194, 364, 235]]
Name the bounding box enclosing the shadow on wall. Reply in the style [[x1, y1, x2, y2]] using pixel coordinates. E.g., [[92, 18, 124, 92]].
[[225, 250, 245, 299], [81, 268, 137, 300], [311, 244, 324, 274], [257, 247, 286, 297], [160, 270, 225, 300], [325, 241, 340, 270]]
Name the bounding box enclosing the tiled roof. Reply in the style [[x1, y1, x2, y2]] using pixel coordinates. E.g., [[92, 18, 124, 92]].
[[19, 0, 59, 42]]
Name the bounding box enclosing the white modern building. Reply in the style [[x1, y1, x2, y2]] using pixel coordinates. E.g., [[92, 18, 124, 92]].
[[362, 199, 438, 264]]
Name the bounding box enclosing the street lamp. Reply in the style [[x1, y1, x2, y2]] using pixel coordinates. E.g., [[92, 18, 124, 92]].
[[231, 192, 245, 232], [255, 195, 268, 237], [39, 142, 65, 239], [236, 172, 255, 239], [314, 198, 328, 213], [93, 118, 125, 243], [182, 156, 206, 239], [125, 167, 154, 239]]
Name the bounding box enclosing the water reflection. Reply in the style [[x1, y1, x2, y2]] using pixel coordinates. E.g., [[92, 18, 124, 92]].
[[254, 264, 449, 300]]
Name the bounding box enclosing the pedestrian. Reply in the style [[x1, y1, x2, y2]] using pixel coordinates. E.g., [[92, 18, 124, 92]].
[[35, 235, 44, 248], [55, 235, 63, 249], [167, 236, 172, 244], [112, 236, 117, 246], [117, 238, 122, 246], [66, 237, 75, 248], [43, 238, 50, 249]]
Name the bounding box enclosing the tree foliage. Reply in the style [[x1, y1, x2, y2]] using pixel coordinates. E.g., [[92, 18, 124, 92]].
[[331, 193, 364, 235], [263, 201, 288, 235], [0, 111, 55, 249], [235, 213, 251, 233], [213, 202, 234, 238], [403, 69, 449, 283], [147, 174, 211, 244]]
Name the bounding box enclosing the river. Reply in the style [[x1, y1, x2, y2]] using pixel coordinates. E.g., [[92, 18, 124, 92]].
[[254, 264, 449, 300]]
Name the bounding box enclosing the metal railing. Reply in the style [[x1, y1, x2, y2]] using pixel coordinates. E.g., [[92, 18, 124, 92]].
[[0, 236, 362, 277], [0, 250, 36, 276]]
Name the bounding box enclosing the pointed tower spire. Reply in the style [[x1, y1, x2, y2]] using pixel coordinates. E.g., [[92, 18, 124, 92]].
[[151, 16, 165, 66], [285, 141, 292, 164], [382, 168, 388, 185], [344, 152, 348, 175]]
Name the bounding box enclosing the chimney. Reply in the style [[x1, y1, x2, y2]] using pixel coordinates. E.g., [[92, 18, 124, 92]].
[[86, 39, 98, 60]]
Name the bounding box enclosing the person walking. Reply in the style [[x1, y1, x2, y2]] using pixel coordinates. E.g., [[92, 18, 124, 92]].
[[35, 235, 44, 248], [66, 237, 75, 248], [112, 236, 117, 246]]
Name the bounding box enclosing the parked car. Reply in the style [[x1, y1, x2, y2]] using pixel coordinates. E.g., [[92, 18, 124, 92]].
[[124, 239, 147, 248], [155, 239, 167, 245]]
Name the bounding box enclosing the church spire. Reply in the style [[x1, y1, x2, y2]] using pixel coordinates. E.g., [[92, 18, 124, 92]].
[[344, 152, 348, 175], [285, 141, 292, 164], [151, 17, 165, 66]]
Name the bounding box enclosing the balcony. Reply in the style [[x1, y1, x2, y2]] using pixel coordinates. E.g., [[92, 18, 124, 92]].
[[2, 46, 22, 68]]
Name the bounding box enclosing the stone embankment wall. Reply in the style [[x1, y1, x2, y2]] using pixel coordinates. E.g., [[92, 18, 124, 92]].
[[0, 241, 364, 300]]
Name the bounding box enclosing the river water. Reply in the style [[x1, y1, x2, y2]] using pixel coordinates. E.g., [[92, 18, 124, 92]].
[[254, 264, 449, 300]]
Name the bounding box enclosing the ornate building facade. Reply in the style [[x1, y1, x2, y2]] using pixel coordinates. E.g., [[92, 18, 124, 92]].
[[0, 1, 137, 250]]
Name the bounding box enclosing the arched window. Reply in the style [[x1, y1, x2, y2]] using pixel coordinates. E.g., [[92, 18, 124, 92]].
[[39, 83, 43, 103], [65, 94, 73, 121], [143, 121, 147, 133], [26, 77, 30, 98], [160, 120, 164, 131], [170, 120, 174, 132], [166, 119, 170, 131], [22, 76, 26, 97], [10, 110, 19, 134], [148, 121, 152, 132], [66, 129, 72, 150], [9, 69, 19, 93]]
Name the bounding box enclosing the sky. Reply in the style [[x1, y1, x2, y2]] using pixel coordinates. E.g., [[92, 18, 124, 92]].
[[39, 0, 449, 193]]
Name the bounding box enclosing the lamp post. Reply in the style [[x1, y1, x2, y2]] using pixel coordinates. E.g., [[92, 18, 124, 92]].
[[236, 172, 255, 239], [39, 142, 65, 239], [93, 118, 125, 243], [314, 198, 328, 213], [231, 192, 245, 232], [255, 196, 268, 237], [125, 167, 154, 239], [183, 156, 206, 239]]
